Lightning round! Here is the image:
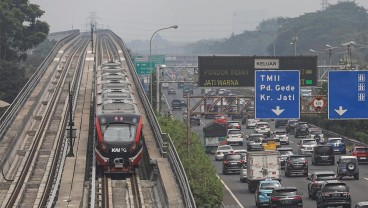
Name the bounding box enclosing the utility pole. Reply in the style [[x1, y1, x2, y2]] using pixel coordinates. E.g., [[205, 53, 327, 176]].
[[186, 94, 190, 156], [67, 82, 76, 157], [90, 24, 94, 53]]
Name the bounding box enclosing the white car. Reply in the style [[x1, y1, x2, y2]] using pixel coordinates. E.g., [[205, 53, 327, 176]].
[[298, 138, 317, 156], [215, 145, 233, 161], [226, 129, 244, 146], [234, 149, 247, 161], [254, 122, 271, 137], [307, 128, 325, 144], [272, 130, 289, 145], [246, 118, 259, 129]]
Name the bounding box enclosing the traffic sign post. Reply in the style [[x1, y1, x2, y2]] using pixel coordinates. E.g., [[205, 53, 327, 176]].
[[328, 70, 368, 119], [312, 96, 326, 111], [255, 70, 300, 119]]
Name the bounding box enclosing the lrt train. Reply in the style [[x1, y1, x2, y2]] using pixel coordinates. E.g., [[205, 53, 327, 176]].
[[94, 61, 143, 173]]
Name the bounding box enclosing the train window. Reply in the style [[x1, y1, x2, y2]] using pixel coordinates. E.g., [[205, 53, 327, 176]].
[[102, 124, 137, 142]]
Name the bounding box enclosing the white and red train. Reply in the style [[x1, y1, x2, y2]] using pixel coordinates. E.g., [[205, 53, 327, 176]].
[[94, 61, 143, 173]]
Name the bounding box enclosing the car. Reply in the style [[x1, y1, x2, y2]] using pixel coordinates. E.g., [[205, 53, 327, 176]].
[[231, 113, 244, 121], [214, 114, 227, 125], [234, 149, 247, 161], [272, 130, 289, 145], [168, 88, 176, 95], [337, 156, 359, 180], [239, 163, 248, 183], [307, 171, 337, 199], [189, 115, 200, 126], [274, 119, 288, 128], [307, 128, 325, 143], [246, 134, 264, 151], [222, 153, 245, 175], [294, 122, 310, 138], [285, 155, 308, 177], [226, 129, 244, 146], [327, 137, 347, 154], [312, 145, 335, 165], [246, 115, 259, 128], [285, 119, 299, 134], [351, 146, 368, 163], [261, 138, 278, 151], [269, 187, 303, 208], [356, 201, 368, 208], [297, 138, 317, 156], [226, 121, 241, 130], [254, 121, 271, 137], [316, 180, 351, 208], [277, 147, 294, 168], [255, 179, 281, 207], [180, 100, 187, 107], [171, 99, 182, 111], [215, 145, 233, 161]]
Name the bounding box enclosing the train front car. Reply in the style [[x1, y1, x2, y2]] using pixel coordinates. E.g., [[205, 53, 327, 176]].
[[95, 113, 143, 173], [95, 61, 143, 173]]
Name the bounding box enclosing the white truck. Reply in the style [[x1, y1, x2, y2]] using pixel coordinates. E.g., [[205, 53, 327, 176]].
[[246, 151, 281, 193]]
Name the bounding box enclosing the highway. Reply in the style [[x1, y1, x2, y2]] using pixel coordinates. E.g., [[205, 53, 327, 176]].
[[161, 83, 368, 208]]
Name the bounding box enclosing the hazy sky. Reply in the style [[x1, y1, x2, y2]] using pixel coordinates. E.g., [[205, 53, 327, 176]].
[[30, 0, 368, 43]]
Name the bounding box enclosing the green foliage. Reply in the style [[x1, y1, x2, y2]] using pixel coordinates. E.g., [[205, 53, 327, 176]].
[[0, 60, 26, 102], [158, 116, 223, 207]]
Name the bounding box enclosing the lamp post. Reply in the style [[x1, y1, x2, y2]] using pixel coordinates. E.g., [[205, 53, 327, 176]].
[[149, 25, 178, 106], [290, 27, 312, 56], [325, 44, 338, 66]]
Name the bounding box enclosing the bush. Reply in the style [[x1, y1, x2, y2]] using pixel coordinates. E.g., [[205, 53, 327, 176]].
[[158, 116, 223, 207]]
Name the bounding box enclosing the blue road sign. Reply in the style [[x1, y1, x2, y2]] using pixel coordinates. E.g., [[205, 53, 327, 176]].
[[255, 70, 300, 119], [328, 70, 368, 119]]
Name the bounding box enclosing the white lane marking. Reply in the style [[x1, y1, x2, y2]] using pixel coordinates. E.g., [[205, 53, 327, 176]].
[[364, 177, 368, 181], [216, 175, 245, 208], [289, 141, 293, 144]]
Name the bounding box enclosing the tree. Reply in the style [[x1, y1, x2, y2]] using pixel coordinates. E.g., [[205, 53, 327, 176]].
[[0, 0, 49, 102], [0, 0, 49, 62]]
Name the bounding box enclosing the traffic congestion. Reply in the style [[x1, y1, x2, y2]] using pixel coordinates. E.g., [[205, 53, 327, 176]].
[[161, 83, 368, 208]]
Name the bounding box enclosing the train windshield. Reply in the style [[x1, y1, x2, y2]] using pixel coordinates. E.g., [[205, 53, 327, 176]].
[[102, 124, 137, 142]]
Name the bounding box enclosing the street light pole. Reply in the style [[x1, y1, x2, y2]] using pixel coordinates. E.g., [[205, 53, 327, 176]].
[[149, 25, 178, 106]]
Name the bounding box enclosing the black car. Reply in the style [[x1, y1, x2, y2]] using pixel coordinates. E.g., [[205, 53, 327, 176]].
[[190, 115, 201, 126], [294, 122, 310, 138], [222, 153, 245, 175], [316, 180, 351, 208], [275, 119, 288, 128], [231, 113, 243, 121], [171, 99, 182, 111], [269, 187, 303, 208], [168, 88, 176, 95], [312, 145, 335, 165], [286, 119, 299, 134], [307, 171, 337, 199], [285, 155, 308, 177]]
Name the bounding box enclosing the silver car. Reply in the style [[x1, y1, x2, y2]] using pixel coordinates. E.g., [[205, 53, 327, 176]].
[[298, 139, 317, 156], [239, 163, 247, 183], [215, 145, 233, 161]]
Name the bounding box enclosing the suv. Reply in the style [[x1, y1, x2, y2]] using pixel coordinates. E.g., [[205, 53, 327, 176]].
[[171, 99, 182, 111], [246, 134, 264, 151], [189, 115, 200, 126], [327, 138, 346, 154], [286, 119, 299, 134], [226, 129, 244, 146], [312, 145, 335, 165], [307, 171, 337, 199], [274, 119, 288, 128], [222, 153, 245, 175], [351, 146, 368, 163], [254, 122, 271, 137], [297, 138, 317, 156], [307, 128, 325, 144], [294, 122, 310, 138], [269, 187, 303, 208], [285, 155, 308, 177], [316, 180, 351, 208], [337, 156, 359, 180]]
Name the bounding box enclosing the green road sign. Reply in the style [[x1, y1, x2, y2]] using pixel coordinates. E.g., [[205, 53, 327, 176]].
[[149, 55, 165, 65], [135, 61, 156, 74]]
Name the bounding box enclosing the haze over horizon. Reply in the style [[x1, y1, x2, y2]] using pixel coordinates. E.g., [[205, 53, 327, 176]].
[[31, 0, 368, 43]]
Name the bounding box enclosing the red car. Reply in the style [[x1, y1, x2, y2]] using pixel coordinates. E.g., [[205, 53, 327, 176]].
[[214, 114, 227, 125], [351, 146, 368, 163]]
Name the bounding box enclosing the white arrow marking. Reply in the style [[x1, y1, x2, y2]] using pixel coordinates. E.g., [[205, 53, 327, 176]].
[[334, 106, 347, 116], [272, 106, 284, 116]]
